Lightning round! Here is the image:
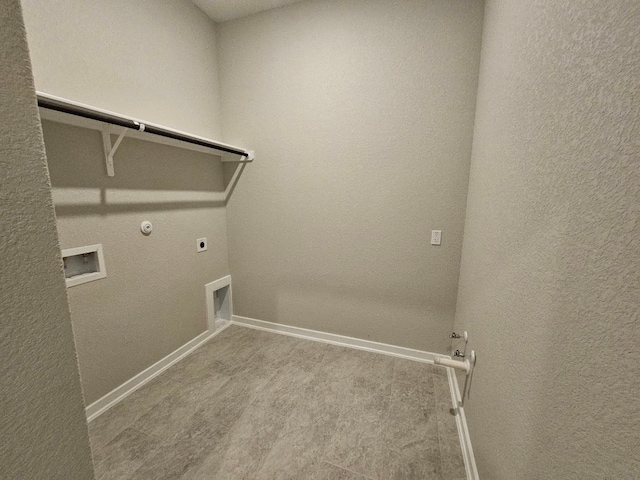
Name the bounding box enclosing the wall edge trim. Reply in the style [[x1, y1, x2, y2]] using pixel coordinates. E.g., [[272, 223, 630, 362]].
[[85, 323, 231, 421], [446, 367, 479, 479]]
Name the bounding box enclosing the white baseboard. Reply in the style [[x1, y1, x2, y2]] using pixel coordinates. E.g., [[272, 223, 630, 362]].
[[85, 312, 477, 479], [85, 323, 231, 422], [231, 315, 447, 364], [446, 368, 479, 480], [231, 314, 477, 479]]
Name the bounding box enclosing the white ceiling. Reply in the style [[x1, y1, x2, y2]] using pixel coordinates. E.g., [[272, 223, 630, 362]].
[[193, 0, 304, 22]]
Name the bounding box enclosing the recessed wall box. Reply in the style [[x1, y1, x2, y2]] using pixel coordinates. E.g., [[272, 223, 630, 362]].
[[61, 244, 107, 287], [205, 275, 232, 331]]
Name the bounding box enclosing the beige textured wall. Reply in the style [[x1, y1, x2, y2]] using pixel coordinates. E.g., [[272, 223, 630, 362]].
[[454, 1, 640, 478], [218, 0, 484, 352], [21, 0, 222, 138], [21, 0, 231, 404], [43, 121, 230, 403], [0, 1, 95, 477]]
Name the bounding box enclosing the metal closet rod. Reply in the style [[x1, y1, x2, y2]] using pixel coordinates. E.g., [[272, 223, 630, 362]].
[[36, 93, 250, 158]]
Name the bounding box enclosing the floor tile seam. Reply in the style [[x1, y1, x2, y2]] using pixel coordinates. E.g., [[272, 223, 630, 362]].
[[385, 434, 442, 455], [386, 445, 415, 458], [431, 417, 449, 465], [434, 416, 463, 459], [322, 460, 377, 480], [386, 423, 442, 448]]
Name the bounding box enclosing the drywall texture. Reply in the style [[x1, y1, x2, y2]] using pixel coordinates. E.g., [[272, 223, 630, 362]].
[[0, 1, 95, 477], [21, 0, 222, 138], [43, 120, 231, 404], [454, 1, 640, 478], [218, 0, 484, 352]]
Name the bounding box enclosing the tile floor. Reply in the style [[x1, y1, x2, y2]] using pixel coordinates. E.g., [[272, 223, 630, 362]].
[[88, 325, 466, 479]]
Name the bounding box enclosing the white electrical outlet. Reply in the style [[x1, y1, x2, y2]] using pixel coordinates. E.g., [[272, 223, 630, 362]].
[[197, 238, 208, 252], [431, 230, 442, 245]]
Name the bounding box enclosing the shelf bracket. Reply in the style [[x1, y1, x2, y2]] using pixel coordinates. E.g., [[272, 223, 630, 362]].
[[101, 126, 128, 176]]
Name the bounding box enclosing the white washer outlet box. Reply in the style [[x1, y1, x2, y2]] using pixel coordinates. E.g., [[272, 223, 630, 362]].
[[61, 244, 107, 287], [197, 238, 208, 252]]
